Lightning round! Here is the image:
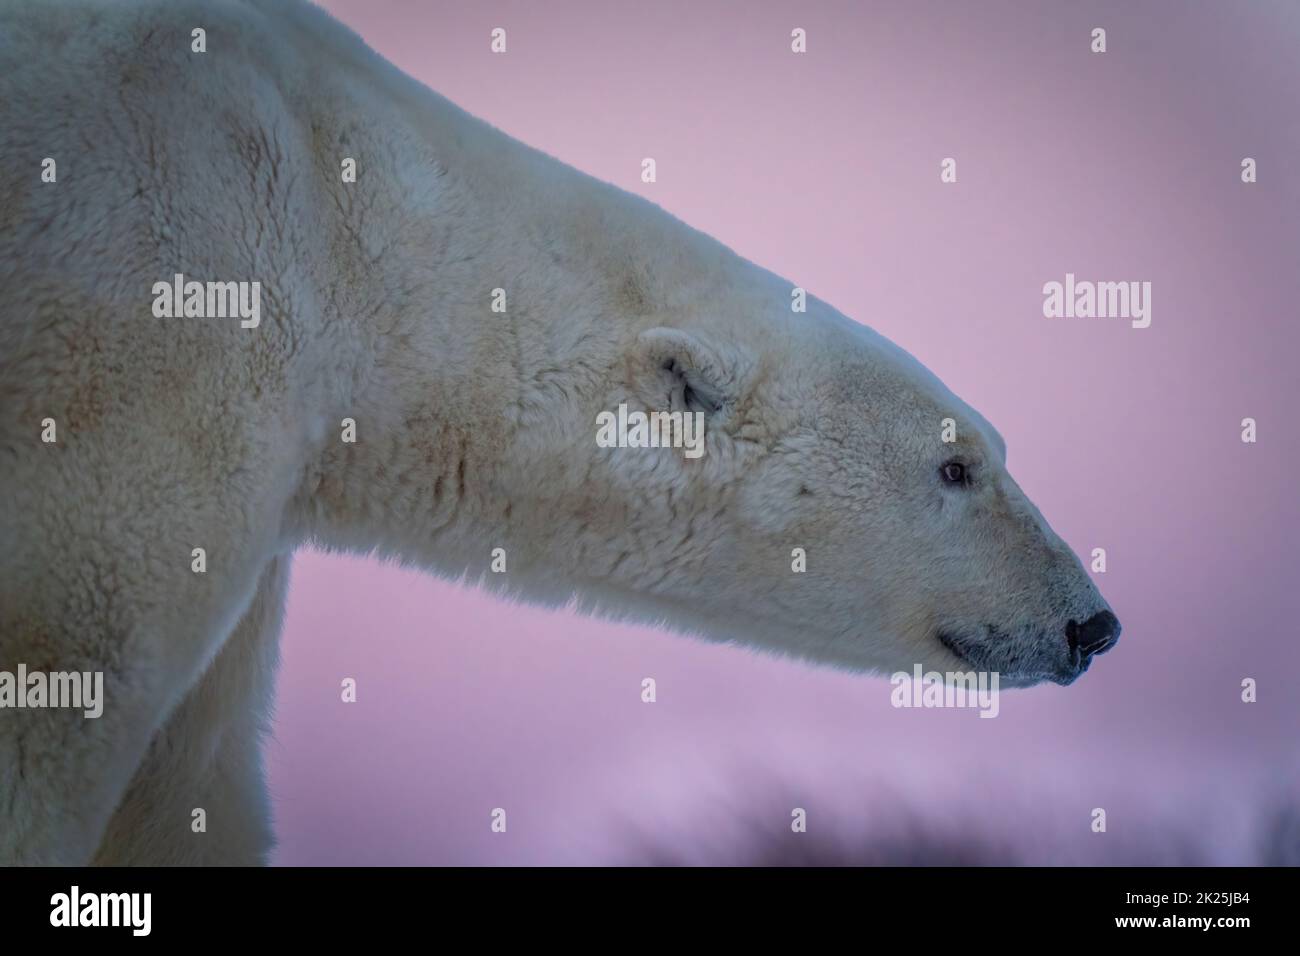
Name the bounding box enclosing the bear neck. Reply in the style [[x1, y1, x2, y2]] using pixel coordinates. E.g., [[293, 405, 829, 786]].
[[295, 40, 733, 572]]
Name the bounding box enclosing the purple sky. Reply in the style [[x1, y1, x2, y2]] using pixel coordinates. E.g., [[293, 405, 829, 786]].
[[266, 0, 1300, 864]]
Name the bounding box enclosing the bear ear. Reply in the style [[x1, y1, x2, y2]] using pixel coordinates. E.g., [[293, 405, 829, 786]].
[[629, 327, 737, 419]]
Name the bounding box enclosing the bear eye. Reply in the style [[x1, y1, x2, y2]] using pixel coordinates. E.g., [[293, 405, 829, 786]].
[[940, 461, 968, 486]]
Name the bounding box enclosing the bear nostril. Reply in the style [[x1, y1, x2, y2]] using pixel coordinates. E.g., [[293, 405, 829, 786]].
[[1069, 610, 1121, 658]]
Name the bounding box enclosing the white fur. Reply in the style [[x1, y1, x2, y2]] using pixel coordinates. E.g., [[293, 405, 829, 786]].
[[0, 0, 1114, 864]]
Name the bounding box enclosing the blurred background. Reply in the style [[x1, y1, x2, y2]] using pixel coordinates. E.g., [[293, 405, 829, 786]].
[[266, 0, 1300, 864]]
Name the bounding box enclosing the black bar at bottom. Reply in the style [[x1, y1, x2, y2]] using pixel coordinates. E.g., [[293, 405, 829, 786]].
[[0, 865, 1283, 941]]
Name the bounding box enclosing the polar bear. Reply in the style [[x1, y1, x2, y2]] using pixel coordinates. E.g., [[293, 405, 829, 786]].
[[0, 0, 1119, 865]]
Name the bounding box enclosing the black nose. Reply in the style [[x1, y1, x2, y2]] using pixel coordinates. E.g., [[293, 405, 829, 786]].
[[1066, 610, 1121, 659]]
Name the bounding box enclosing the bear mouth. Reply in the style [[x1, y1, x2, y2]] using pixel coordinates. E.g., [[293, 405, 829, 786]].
[[938, 628, 1073, 688]]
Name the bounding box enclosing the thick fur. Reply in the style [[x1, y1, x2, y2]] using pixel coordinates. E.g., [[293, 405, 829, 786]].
[[0, 0, 1115, 864]]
